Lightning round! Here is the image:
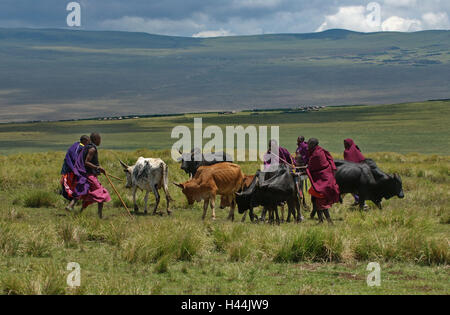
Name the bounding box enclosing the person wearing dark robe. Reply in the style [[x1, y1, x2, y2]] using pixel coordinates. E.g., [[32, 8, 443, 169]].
[[73, 133, 111, 219], [343, 138, 366, 206], [60, 135, 90, 211], [307, 138, 340, 224], [295, 136, 309, 166], [263, 139, 294, 171]]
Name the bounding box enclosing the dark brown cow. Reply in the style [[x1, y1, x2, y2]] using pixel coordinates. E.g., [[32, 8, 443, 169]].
[[174, 162, 244, 221]]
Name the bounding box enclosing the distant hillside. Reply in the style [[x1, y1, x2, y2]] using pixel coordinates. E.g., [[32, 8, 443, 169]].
[[0, 28, 449, 122]]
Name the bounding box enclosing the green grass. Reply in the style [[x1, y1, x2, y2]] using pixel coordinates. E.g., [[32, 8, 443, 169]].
[[0, 100, 449, 155], [0, 148, 448, 294]]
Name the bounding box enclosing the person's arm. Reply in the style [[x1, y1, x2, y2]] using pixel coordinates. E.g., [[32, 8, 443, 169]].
[[85, 148, 105, 174]]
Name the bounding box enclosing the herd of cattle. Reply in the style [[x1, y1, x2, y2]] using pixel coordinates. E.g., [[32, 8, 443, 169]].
[[118, 150, 404, 223]]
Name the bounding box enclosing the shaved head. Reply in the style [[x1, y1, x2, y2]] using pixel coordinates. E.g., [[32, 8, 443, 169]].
[[90, 132, 102, 146]]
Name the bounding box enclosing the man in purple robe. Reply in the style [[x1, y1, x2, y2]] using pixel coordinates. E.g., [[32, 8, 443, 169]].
[[60, 135, 90, 211], [263, 139, 294, 171], [73, 133, 111, 219], [295, 136, 309, 166]]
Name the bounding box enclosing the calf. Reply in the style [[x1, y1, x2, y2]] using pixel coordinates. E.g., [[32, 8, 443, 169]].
[[236, 165, 302, 224], [174, 162, 244, 221], [220, 174, 255, 222], [120, 158, 172, 215], [178, 148, 233, 178]]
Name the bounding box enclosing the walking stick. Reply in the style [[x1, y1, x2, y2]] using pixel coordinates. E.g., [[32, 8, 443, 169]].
[[107, 174, 124, 182], [104, 172, 133, 219]]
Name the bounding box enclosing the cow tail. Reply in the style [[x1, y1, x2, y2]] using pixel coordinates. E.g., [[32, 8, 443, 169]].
[[162, 163, 173, 201]]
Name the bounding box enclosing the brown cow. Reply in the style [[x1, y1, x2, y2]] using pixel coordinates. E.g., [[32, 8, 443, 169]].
[[174, 162, 244, 221]]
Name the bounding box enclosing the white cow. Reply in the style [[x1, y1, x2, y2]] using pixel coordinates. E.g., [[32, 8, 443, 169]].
[[120, 157, 172, 215]]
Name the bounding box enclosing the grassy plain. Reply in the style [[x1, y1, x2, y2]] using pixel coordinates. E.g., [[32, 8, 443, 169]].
[[0, 100, 449, 155], [0, 101, 449, 294]]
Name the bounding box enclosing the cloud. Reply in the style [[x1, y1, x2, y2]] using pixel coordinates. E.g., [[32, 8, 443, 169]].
[[422, 12, 450, 29], [381, 16, 422, 32], [0, 0, 449, 36], [192, 29, 234, 37], [383, 0, 417, 7], [316, 6, 380, 32]]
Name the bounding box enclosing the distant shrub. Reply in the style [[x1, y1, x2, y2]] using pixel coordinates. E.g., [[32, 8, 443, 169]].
[[23, 191, 57, 208], [57, 222, 86, 248], [1, 264, 65, 295], [23, 231, 52, 257], [120, 225, 202, 264], [275, 229, 343, 263], [154, 256, 169, 274], [228, 240, 250, 262], [0, 224, 21, 256]]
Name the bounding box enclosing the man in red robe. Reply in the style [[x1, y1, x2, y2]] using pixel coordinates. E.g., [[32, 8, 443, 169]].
[[344, 138, 365, 163], [343, 138, 366, 206], [307, 138, 340, 224]]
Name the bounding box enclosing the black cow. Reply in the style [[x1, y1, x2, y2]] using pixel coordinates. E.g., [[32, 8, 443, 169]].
[[178, 148, 233, 178], [235, 165, 302, 224], [334, 159, 404, 209]]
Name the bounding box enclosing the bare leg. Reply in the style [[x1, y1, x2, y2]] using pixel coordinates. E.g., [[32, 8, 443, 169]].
[[317, 209, 324, 224], [98, 203, 103, 219], [66, 199, 77, 211], [323, 209, 333, 225]]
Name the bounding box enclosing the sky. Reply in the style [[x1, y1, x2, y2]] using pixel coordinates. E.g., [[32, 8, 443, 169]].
[[0, 0, 449, 37]]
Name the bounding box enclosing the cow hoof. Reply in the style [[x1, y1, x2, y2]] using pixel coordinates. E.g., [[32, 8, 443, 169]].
[[134, 205, 139, 212], [167, 210, 172, 216]]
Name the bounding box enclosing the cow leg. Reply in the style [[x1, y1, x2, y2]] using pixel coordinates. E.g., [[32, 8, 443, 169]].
[[202, 199, 209, 220], [280, 204, 285, 223], [275, 207, 280, 225], [143, 190, 150, 214], [241, 210, 247, 223], [295, 198, 303, 223], [132, 186, 139, 213], [162, 183, 172, 216], [151, 184, 160, 215], [227, 198, 235, 222], [260, 207, 267, 223], [210, 198, 216, 220]]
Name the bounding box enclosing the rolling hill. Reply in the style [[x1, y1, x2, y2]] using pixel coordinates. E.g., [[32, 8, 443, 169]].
[[0, 28, 449, 122]]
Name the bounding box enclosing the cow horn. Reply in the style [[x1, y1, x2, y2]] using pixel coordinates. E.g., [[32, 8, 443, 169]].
[[119, 160, 129, 169], [173, 182, 184, 189]]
